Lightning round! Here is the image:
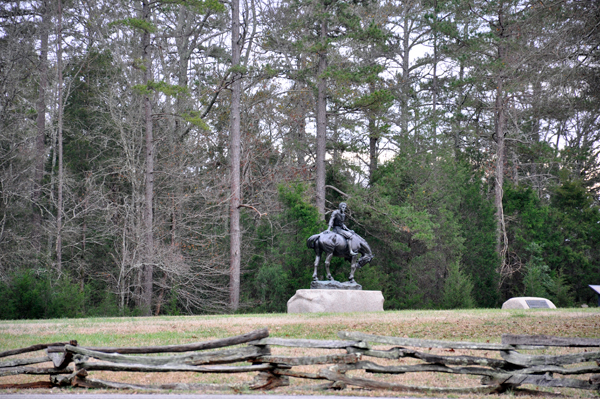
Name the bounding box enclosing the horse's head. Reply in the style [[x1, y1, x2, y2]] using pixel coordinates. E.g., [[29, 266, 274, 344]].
[[357, 254, 373, 268]]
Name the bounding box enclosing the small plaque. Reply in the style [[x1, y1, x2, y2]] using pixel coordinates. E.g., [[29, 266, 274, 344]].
[[525, 299, 550, 308]]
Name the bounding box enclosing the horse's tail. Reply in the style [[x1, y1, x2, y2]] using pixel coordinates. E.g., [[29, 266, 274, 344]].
[[306, 234, 320, 249]]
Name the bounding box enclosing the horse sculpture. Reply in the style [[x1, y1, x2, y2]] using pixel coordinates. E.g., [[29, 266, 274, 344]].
[[306, 230, 373, 283]]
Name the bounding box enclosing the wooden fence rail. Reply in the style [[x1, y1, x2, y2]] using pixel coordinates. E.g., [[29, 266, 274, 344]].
[[1, 328, 598, 394]]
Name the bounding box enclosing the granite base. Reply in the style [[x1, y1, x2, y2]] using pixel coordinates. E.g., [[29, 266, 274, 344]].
[[287, 289, 384, 313]]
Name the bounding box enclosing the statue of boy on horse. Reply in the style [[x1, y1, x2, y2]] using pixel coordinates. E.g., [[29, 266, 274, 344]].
[[307, 202, 373, 284], [327, 202, 358, 256]]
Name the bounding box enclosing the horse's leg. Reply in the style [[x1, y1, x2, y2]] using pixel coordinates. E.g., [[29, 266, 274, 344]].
[[313, 253, 321, 281], [324, 253, 334, 281], [349, 255, 358, 282]]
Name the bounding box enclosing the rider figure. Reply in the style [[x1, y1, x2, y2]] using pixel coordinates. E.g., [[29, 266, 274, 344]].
[[327, 202, 357, 256]]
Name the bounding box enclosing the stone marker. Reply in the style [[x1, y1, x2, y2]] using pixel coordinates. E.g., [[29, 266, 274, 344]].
[[287, 289, 384, 313], [501, 297, 556, 309]]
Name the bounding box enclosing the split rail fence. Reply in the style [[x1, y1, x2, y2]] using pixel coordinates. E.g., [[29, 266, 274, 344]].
[[1, 328, 599, 394]]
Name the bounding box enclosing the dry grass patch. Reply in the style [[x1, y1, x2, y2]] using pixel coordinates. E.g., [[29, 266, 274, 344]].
[[1, 308, 599, 398]]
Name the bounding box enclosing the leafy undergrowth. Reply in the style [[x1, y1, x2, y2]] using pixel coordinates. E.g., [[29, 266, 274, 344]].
[[1, 308, 599, 398]]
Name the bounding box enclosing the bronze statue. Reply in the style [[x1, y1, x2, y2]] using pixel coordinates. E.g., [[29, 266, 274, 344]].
[[307, 203, 373, 285]]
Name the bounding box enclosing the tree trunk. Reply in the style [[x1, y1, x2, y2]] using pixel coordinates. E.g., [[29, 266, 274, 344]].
[[369, 119, 378, 182], [315, 14, 328, 219], [294, 78, 309, 168], [31, 1, 50, 251], [142, 0, 154, 315], [494, 80, 506, 260], [494, 2, 508, 282], [400, 14, 410, 139], [229, 0, 242, 311], [56, 0, 64, 272], [453, 22, 468, 158], [368, 83, 378, 183], [174, 5, 192, 140], [431, 1, 438, 147]]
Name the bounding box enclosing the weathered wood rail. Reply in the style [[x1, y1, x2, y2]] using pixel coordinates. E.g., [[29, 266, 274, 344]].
[[1, 328, 599, 394]]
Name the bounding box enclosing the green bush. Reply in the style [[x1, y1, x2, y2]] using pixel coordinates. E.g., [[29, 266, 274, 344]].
[[522, 243, 552, 298], [547, 269, 575, 307], [253, 263, 289, 312], [521, 243, 575, 307], [441, 261, 475, 309], [0, 269, 85, 319]]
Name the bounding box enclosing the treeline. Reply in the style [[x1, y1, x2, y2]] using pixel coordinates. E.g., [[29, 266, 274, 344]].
[[0, 0, 598, 318]]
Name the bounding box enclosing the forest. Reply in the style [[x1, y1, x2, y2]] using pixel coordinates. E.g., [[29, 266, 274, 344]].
[[0, 0, 599, 318]]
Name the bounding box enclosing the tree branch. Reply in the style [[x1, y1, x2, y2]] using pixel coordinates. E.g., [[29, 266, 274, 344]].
[[239, 204, 266, 218], [325, 185, 350, 198]]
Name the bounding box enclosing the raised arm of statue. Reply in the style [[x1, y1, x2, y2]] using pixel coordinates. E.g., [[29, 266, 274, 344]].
[[328, 210, 340, 231]]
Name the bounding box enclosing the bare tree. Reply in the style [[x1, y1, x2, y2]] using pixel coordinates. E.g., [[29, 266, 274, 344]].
[[229, 0, 242, 311], [141, 0, 155, 315], [31, 1, 50, 251], [0, 3, 43, 275], [315, 3, 329, 219], [56, 0, 64, 272]]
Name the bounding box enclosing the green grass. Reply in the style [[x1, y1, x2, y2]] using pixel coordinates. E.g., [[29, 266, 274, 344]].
[[2, 308, 598, 347]]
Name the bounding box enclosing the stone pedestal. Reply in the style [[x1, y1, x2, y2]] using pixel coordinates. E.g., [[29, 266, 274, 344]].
[[287, 289, 384, 313]]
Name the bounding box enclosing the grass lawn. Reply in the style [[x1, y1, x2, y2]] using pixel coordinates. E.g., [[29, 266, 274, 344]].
[[1, 308, 598, 398]]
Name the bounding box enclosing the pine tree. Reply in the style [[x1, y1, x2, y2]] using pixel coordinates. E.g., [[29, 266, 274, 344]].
[[441, 261, 475, 309]]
